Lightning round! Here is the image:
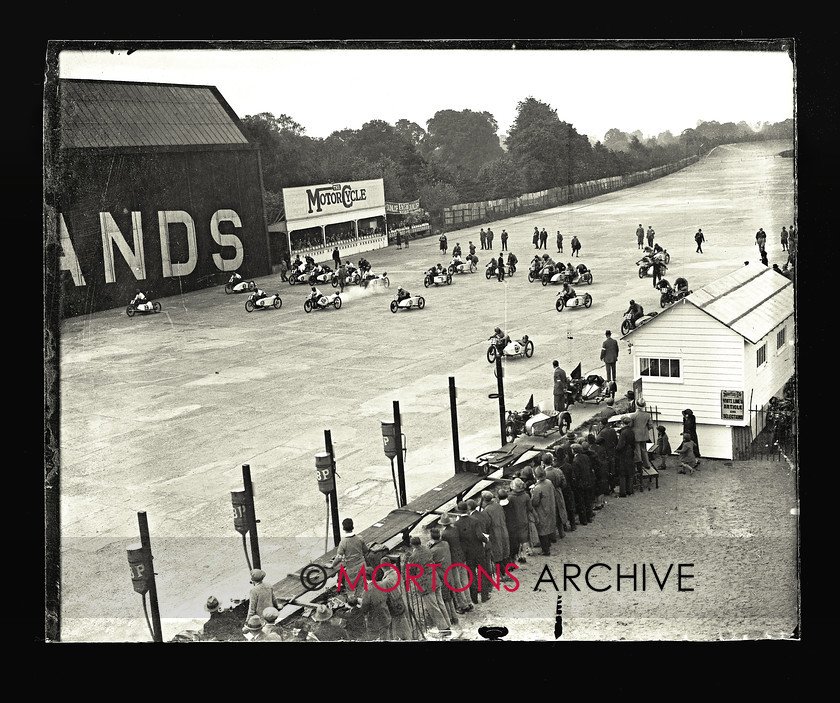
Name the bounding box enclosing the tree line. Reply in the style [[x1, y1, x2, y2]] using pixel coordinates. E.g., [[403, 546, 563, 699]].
[[239, 97, 793, 224]]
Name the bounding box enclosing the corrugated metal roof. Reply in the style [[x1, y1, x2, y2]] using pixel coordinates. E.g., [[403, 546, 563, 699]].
[[59, 79, 250, 149], [688, 265, 794, 344]]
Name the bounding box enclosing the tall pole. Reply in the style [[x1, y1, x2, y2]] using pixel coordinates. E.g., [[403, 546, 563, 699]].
[[449, 376, 461, 474], [495, 353, 507, 446], [242, 464, 261, 570], [393, 400, 407, 507], [324, 430, 341, 547], [137, 511, 163, 643]]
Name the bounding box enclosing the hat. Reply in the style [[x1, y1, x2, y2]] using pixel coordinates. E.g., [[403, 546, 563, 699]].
[[250, 569, 266, 583], [438, 513, 454, 526], [636, 399, 646, 408], [262, 607, 279, 623], [511, 478, 526, 493], [466, 499, 478, 510], [456, 501, 469, 513], [410, 536, 422, 546], [244, 615, 263, 631], [204, 596, 221, 613], [571, 443, 583, 453], [311, 604, 333, 622], [481, 490, 495, 503], [565, 432, 576, 441]]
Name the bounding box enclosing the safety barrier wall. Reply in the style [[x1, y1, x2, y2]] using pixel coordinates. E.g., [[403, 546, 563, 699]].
[[442, 156, 698, 230]]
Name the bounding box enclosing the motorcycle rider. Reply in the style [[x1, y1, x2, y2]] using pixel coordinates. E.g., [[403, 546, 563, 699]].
[[131, 289, 148, 309], [575, 262, 589, 281], [674, 277, 690, 298], [626, 299, 644, 327], [250, 288, 268, 305], [560, 282, 576, 305], [492, 326, 511, 350], [228, 272, 243, 288], [396, 286, 411, 304], [309, 286, 324, 307], [507, 252, 518, 272], [358, 257, 371, 274]]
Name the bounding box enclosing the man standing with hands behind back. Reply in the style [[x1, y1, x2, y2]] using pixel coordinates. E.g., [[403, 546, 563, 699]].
[[600, 330, 619, 384]]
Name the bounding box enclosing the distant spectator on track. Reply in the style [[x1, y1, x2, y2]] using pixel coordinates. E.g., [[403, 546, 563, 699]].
[[780, 226, 789, 251], [695, 229, 705, 253], [570, 235, 581, 257], [600, 330, 619, 383], [636, 224, 645, 249], [646, 226, 655, 248], [533, 227, 540, 249], [501, 229, 509, 251]]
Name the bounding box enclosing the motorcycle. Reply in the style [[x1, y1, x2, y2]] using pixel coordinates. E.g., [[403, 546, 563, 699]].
[[637, 256, 668, 279], [449, 255, 478, 274], [485, 259, 514, 279], [225, 278, 257, 294], [390, 293, 425, 313], [245, 292, 282, 312], [486, 335, 534, 363], [424, 270, 453, 287], [311, 267, 334, 285], [567, 365, 616, 405], [562, 267, 593, 285], [555, 290, 593, 311], [304, 292, 342, 313], [126, 299, 162, 317], [287, 267, 313, 286], [504, 406, 538, 443], [360, 271, 390, 289], [620, 309, 659, 335], [331, 269, 362, 287], [659, 285, 692, 307]]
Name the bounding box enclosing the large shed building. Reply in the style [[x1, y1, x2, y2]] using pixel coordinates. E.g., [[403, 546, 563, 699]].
[[621, 265, 796, 459], [51, 79, 270, 317]]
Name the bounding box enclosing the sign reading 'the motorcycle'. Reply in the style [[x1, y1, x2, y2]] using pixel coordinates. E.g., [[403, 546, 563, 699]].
[[282, 179, 385, 223], [721, 390, 744, 421]]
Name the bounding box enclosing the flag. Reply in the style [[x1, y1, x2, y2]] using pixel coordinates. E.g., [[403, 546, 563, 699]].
[[571, 362, 582, 379], [525, 394, 534, 412]]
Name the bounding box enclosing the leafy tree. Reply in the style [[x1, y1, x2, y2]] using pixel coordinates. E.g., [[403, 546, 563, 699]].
[[422, 109, 504, 181]]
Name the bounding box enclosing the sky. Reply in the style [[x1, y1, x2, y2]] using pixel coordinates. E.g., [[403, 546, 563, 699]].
[[55, 41, 795, 143]]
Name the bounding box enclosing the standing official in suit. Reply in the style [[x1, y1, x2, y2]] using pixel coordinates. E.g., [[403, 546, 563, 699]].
[[600, 330, 619, 383]]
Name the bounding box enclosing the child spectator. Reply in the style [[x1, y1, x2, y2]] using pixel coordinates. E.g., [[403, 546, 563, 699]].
[[676, 432, 701, 474], [653, 426, 672, 470]]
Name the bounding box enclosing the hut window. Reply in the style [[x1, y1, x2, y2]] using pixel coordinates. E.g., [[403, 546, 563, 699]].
[[756, 343, 767, 367], [639, 356, 681, 380]]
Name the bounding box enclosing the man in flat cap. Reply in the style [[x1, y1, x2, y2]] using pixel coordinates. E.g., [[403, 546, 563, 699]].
[[246, 569, 275, 626]]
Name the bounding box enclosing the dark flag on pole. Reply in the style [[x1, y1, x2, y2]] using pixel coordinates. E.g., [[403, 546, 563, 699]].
[[571, 362, 582, 380], [525, 394, 534, 412]]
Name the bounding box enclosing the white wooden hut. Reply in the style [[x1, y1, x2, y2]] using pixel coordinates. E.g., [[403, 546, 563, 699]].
[[621, 265, 795, 459]]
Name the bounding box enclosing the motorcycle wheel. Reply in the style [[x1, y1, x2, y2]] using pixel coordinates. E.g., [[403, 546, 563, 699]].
[[660, 294, 669, 308], [153, 302, 162, 313], [586, 273, 593, 284], [245, 300, 255, 312], [224, 284, 233, 294], [273, 297, 282, 309], [665, 252, 671, 264], [447, 275, 452, 285], [390, 301, 398, 313], [126, 306, 136, 317], [384, 277, 390, 288], [487, 345, 497, 363], [486, 269, 493, 280], [247, 281, 255, 290], [638, 268, 646, 279], [469, 262, 477, 273], [424, 277, 431, 288], [332, 278, 338, 288], [333, 297, 342, 309], [621, 320, 632, 335], [527, 272, 535, 283], [417, 297, 425, 309], [288, 276, 296, 285], [508, 265, 515, 276], [525, 340, 535, 358], [584, 295, 592, 308], [542, 277, 549, 286], [304, 300, 313, 313], [555, 298, 565, 312], [448, 265, 456, 275]]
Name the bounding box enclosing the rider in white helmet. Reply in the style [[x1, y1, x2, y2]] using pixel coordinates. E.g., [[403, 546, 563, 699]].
[[396, 286, 410, 303]]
